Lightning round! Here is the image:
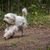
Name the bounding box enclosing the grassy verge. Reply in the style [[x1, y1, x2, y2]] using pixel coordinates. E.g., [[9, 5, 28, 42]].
[[26, 11, 50, 28]]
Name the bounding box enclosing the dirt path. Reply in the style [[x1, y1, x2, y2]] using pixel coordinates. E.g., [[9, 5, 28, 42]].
[[0, 26, 50, 50]]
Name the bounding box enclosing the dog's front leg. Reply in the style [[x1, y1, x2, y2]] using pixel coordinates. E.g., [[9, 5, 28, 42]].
[[20, 28, 23, 36], [18, 26, 24, 36]]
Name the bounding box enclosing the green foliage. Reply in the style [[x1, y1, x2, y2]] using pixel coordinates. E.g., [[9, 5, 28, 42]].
[[26, 1, 50, 27], [37, 47, 50, 50], [47, 47, 50, 50], [10, 43, 17, 48], [27, 10, 49, 27], [0, 11, 4, 20], [0, 11, 5, 30], [46, 45, 50, 50], [37, 48, 42, 50]]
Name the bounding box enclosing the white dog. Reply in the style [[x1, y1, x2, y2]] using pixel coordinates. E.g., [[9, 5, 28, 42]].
[[4, 13, 28, 28], [3, 25, 18, 40], [3, 8, 28, 39]]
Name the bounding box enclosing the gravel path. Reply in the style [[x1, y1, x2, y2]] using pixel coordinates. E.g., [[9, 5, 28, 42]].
[[0, 26, 50, 50]]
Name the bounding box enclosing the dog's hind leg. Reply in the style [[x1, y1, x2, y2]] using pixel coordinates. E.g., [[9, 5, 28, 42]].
[[18, 26, 24, 36], [10, 32, 15, 38]]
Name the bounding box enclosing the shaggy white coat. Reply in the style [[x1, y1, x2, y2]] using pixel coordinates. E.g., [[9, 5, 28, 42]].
[[3, 8, 28, 39], [3, 13, 28, 28], [3, 25, 18, 39]]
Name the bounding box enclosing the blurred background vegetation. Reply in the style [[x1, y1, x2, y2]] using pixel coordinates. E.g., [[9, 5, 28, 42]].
[[0, 0, 50, 30]]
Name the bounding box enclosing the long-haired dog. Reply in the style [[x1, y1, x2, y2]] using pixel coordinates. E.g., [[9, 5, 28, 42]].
[[3, 8, 28, 39]]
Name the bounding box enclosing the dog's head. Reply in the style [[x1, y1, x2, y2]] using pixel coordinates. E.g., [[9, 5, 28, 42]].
[[3, 13, 16, 25]]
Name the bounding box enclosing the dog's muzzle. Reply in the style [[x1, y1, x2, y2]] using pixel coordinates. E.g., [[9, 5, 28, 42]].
[[3, 20, 9, 24], [3, 20, 13, 27]]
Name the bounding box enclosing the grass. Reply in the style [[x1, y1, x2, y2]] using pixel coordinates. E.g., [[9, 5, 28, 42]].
[[27, 11, 50, 27], [10, 43, 17, 48], [37, 47, 50, 50]]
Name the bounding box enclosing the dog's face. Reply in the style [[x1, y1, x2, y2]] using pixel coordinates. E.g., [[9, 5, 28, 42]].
[[3, 13, 15, 25]]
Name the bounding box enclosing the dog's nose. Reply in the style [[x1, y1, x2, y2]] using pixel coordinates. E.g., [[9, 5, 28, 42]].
[[3, 20, 6, 23]]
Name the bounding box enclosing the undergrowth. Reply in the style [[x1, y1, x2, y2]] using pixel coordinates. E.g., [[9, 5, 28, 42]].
[[0, 10, 50, 31]]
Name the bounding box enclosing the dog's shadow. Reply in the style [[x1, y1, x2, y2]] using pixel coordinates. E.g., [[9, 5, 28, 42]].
[[11, 35, 29, 39]]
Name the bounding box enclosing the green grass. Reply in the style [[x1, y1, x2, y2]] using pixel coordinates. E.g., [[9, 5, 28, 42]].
[[26, 11, 50, 27], [37, 47, 50, 50], [10, 43, 17, 48]]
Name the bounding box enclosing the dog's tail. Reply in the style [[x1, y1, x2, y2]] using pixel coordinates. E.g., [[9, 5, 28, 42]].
[[22, 8, 28, 16]]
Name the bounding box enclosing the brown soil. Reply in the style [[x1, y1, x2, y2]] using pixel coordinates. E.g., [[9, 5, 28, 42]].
[[0, 26, 50, 50]]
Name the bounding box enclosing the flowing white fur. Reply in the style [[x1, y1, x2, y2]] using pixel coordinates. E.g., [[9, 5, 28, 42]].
[[3, 8, 28, 39], [4, 25, 18, 39], [22, 8, 28, 16]]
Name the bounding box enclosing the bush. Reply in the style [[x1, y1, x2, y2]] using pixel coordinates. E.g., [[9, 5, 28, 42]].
[[27, 10, 50, 27], [0, 11, 5, 30], [26, 3, 50, 27]]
